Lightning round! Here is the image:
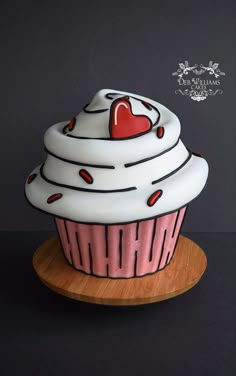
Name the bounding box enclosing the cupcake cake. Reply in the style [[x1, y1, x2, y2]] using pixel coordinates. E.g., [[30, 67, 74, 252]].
[[25, 89, 208, 278]]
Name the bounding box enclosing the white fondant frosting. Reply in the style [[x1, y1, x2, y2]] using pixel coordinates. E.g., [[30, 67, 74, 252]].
[[25, 88, 209, 224]]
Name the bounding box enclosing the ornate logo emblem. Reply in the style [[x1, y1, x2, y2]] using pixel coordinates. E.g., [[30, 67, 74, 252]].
[[172, 61, 225, 102]]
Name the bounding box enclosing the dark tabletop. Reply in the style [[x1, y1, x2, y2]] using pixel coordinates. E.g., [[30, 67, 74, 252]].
[[1, 232, 235, 376]]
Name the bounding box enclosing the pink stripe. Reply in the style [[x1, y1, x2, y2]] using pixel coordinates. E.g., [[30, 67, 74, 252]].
[[107, 223, 137, 278], [107, 225, 122, 277], [89, 225, 107, 275], [75, 223, 92, 274], [66, 221, 81, 269], [55, 206, 187, 278], [120, 223, 137, 278], [136, 219, 156, 275], [55, 218, 72, 264], [158, 207, 187, 269]]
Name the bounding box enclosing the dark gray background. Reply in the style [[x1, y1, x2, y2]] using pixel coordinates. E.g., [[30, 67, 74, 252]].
[[1, 0, 235, 231], [1, 3, 235, 376]]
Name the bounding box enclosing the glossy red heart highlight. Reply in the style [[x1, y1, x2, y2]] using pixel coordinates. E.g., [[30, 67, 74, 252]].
[[110, 97, 152, 139]]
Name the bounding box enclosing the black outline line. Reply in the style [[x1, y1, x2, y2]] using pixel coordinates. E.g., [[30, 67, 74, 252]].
[[172, 210, 180, 238], [75, 232, 83, 266], [105, 225, 108, 258], [136, 222, 139, 241], [119, 229, 123, 268], [25, 182, 204, 225], [105, 92, 123, 99], [147, 190, 163, 207], [168, 206, 189, 264], [88, 243, 93, 274], [66, 133, 164, 141], [79, 169, 93, 184], [134, 250, 138, 277], [57, 254, 173, 279], [105, 92, 160, 126], [55, 233, 76, 268], [66, 134, 126, 140], [157, 126, 165, 139], [106, 263, 109, 277], [83, 103, 108, 114], [65, 134, 116, 140], [109, 96, 152, 140], [69, 249, 74, 266], [63, 117, 76, 134], [27, 173, 37, 184], [64, 220, 70, 244], [157, 229, 167, 269], [125, 138, 180, 168], [54, 217, 68, 258], [40, 164, 137, 193], [149, 218, 157, 261], [165, 251, 170, 265], [152, 152, 192, 185], [47, 193, 63, 204], [54, 217, 72, 265], [45, 147, 115, 169]]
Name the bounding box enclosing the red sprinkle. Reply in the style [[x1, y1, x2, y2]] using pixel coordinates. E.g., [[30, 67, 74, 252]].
[[47, 193, 63, 204], [68, 118, 76, 131], [142, 100, 152, 110], [147, 190, 163, 207], [27, 173, 37, 184], [192, 151, 203, 157], [157, 126, 164, 139], [79, 169, 93, 184]]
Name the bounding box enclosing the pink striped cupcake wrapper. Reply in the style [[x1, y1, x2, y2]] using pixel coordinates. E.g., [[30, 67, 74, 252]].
[[55, 206, 187, 278]]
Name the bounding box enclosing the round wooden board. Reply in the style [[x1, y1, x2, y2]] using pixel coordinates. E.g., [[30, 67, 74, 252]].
[[32, 235, 207, 306]]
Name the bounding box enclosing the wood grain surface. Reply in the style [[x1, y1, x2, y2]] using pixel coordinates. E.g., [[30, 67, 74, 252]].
[[32, 235, 207, 306]]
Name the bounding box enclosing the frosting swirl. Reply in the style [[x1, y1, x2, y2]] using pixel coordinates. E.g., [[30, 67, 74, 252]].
[[25, 89, 209, 224]]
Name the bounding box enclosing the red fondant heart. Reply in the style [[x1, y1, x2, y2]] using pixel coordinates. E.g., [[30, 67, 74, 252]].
[[110, 98, 152, 139]]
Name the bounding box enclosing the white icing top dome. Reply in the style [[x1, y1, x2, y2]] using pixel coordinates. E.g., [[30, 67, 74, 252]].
[[25, 88, 209, 224]]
